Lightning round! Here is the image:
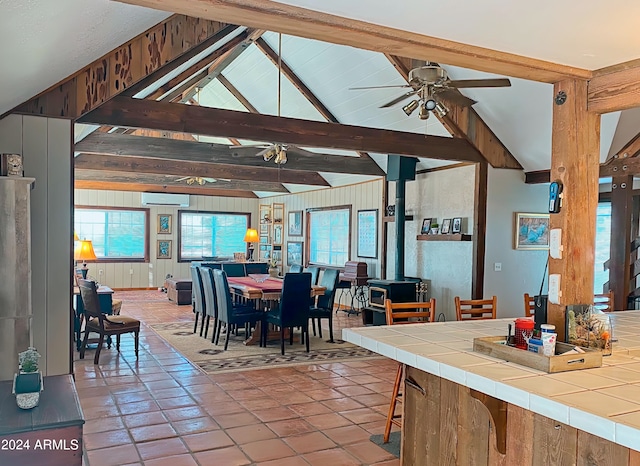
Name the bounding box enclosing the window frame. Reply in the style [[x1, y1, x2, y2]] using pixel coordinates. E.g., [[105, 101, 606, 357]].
[[306, 205, 352, 267], [177, 210, 251, 263], [74, 205, 150, 263]]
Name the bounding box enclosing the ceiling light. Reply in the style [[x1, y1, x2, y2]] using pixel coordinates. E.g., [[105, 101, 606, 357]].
[[418, 105, 430, 120], [275, 146, 287, 164], [434, 101, 449, 118], [402, 100, 420, 116], [424, 98, 437, 111], [262, 147, 278, 161]]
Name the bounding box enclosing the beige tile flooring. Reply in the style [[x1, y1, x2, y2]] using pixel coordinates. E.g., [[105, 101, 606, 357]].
[[75, 291, 400, 466]]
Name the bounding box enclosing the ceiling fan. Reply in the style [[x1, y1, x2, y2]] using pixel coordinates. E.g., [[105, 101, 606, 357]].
[[175, 176, 217, 185], [351, 65, 511, 119]]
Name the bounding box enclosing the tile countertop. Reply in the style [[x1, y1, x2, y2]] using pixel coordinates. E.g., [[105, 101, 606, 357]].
[[342, 311, 640, 452]]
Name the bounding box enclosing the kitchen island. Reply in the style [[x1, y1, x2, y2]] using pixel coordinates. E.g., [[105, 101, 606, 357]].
[[343, 311, 640, 465]]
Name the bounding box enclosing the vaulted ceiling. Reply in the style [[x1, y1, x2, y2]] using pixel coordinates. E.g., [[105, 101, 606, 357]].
[[3, 0, 639, 198]]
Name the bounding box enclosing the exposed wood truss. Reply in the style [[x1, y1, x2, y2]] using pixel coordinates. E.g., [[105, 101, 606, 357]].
[[78, 97, 485, 163], [113, 0, 590, 83], [386, 55, 522, 169], [76, 132, 385, 175], [589, 61, 640, 114], [74, 180, 258, 198], [14, 15, 229, 118], [74, 153, 330, 186]]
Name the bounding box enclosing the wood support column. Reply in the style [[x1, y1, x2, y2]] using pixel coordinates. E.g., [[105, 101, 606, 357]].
[[610, 175, 633, 310], [472, 162, 488, 299], [548, 79, 601, 340]]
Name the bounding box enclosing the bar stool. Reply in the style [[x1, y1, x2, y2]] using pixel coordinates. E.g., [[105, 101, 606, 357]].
[[383, 298, 436, 443]]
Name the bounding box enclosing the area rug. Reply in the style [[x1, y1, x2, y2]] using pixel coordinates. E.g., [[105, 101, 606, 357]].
[[370, 432, 401, 458], [149, 321, 381, 374]]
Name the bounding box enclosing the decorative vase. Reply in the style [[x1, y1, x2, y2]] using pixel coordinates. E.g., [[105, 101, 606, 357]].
[[430, 227, 439, 235], [13, 371, 43, 409], [269, 267, 279, 277]]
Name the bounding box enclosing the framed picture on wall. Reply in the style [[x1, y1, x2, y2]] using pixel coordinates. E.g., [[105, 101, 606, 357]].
[[288, 211, 303, 236], [357, 209, 378, 258], [440, 218, 452, 235], [452, 217, 462, 234], [421, 218, 432, 235], [157, 240, 172, 259], [157, 214, 172, 234], [514, 212, 550, 250], [287, 241, 303, 266]]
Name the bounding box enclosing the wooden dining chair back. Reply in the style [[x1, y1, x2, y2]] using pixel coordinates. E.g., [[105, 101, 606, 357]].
[[594, 291, 614, 312], [309, 268, 340, 342], [305, 266, 321, 286], [263, 273, 312, 354], [78, 279, 140, 364], [198, 266, 218, 341], [212, 269, 263, 350], [190, 265, 206, 334], [383, 298, 436, 443], [524, 293, 536, 317], [455, 296, 497, 321]]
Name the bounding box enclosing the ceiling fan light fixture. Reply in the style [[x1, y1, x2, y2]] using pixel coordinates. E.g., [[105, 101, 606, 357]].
[[434, 101, 449, 118], [275, 146, 287, 164], [418, 105, 430, 120], [402, 100, 420, 116], [424, 98, 437, 111], [263, 147, 278, 161]]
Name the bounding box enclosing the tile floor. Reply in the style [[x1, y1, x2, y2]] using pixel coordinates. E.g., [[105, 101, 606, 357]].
[[75, 290, 400, 466]]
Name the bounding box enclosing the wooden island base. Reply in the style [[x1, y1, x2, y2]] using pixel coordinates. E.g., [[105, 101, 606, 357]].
[[402, 366, 640, 466]]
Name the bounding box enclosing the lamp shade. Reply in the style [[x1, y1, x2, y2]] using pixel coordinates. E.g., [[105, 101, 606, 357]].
[[74, 239, 97, 262], [73, 231, 79, 241], [243, 228, 259, 243]]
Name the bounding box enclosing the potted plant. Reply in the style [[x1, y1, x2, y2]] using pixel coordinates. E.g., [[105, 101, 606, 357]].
[[13, 347, 43, 409], [268, 257, 279, 277], [430, 222, 440, 235]]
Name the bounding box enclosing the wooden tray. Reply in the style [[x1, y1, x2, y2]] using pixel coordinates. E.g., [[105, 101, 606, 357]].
[[473, 336, 602, 373]]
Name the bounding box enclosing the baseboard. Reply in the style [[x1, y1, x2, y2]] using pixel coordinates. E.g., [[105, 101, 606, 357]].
[[110, 287, 158, 291]]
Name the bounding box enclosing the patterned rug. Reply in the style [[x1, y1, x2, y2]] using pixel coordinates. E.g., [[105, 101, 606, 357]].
[[149, 321, 381, 374]]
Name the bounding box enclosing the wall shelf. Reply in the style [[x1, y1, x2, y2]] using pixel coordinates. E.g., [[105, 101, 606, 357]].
[[383, 215, 414, 223], [416, 234, 472, 241]]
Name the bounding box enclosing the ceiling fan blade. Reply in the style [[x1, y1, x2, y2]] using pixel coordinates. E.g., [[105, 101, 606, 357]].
[[175, 176, 189, 182], [287, 146, 317, 157], [436, 89, 477, 107], [380, 90, 419, 108], [203, 178, 217, 183], [448, 78, 511, 88], [256, 146, 276, 158], [349, 84, 412, 90]]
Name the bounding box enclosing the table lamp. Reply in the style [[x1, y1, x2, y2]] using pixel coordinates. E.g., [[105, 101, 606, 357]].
[[243, 228, 259, 262], [74, 239, 97, 279]]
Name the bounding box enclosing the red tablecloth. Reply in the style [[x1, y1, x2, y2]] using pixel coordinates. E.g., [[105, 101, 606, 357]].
[[227, 276, 283, 293]]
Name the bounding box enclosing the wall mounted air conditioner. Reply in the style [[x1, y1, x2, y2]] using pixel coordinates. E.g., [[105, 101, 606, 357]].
[[141, 193, 190, 207]]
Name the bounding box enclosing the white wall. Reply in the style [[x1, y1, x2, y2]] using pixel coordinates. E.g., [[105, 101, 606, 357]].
[[388, 165, 476, 321], [0, 114, 72, 376], [484, 167, 549, 318], [74, 189, 259, 288]]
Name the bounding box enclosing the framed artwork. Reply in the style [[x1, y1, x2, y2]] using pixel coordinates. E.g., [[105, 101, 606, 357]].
[[515, 212, 550, 250], [259, 235, 269, 244], [452, 217, 462, 234], [273, 224, 283, 246], [287, 241, 304, 266], [440, 218, 452, 234], [157, 214, 172, 234], [420, 218, 432, 235], [259, 224, 269, 235], [157, 240, 172, 259], [357, 209, 378, 258], [288, 211, 303, 236]]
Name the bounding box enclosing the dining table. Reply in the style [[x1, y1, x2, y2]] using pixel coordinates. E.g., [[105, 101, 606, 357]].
[[226, 275, 326, 345]]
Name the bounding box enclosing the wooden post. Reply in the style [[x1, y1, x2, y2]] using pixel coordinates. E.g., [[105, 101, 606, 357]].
[[610, 175, 633, 310], [472, 162, 488, 299], [548, 79, 600, 340]]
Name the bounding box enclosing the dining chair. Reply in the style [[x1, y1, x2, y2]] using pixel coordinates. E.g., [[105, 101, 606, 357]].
[[305, 266, 321, 285], [222, 262, 246, 277], [263, 272, 312, 355], [198, 266, 218, 340], [524, 293, 535, 317], [78, 279, 140, 364], [212, 269, 263, 350], [309, 268, 340, 342], [289, 264, 303, 273], [383, 298, 436, 443], [594, 291, 613, 312], [190, 265, 207, 334], [454, 296, 497, 320]]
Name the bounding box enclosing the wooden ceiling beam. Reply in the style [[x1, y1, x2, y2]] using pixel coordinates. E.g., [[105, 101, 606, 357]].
[[78, 96, 485, 163], [588, 62, 640, 114], [119, 24, 241, 98], [74, 180, 258, 198], [75, 168, 289, 192], [12, 15, 229, 119], [76, 131, 385, 175], [113, 0, 590, 83], [74, 153, 331, 186], [217, 75, 259, 113], [386, 55, 522, 170]]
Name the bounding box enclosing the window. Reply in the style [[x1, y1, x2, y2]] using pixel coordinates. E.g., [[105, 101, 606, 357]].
[[308, 206, 351, 266], [179, 211, 249, 261], [75, 207, 149, 261], [594, 202, 611, 294]]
